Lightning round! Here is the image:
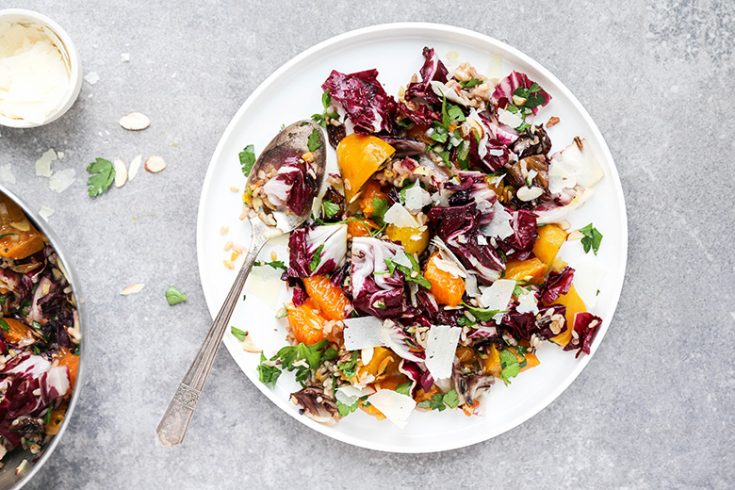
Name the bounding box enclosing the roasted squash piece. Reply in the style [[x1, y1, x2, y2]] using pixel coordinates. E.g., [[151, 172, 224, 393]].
[[504, 258, 546, 284], [336, 134, 395, 201], [0, 317, 33, 344], [386, 224, 429, 255], [549, 284, 587, 346], [286, 299, 327, 345], [533, 224, 567, 266], [302, 275, 351, 321], [423, 253, 465, 306], [0, 195, 45, 260]]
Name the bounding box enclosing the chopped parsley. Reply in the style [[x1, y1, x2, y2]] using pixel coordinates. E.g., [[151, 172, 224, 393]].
[[499, 348, 526, 385], [579, 223, 603, 255], [165, 287, 188, 306], [308, 244, 325, 272], [385, 253, 431, 289], [307, 128, 322, 152], [461, 303, 506, 322], [258, 340, 333, 386], [395, 381, 413, 395], [0, 318, 9, 332], [230, 326, 248, 342], [86, 157, 115, 198], [336, 399, 359, 417], [371, 197, 389, 223], [311, 90, 340, 127], [505, 83, 546, 132], [460, 78, 483, 89], [254, 259, 287, 271], [337, 351, 359, 379], [239, 144, 256, 177], [321, 200, 341, 219], [417, 389, 460, 411]]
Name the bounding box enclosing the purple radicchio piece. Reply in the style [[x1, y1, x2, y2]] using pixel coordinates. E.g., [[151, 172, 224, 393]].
[[452, 366, 494, 407], [287, 224, 348, 278], [540, 266, 575, 304], [349, 237, 406, 318], [322, 69, 396, 134], [261, 156, 317, 217], [500, 310, 538, 340], [428, 203, 504, 284], [404, 47, 449, 107], [491, 71, 551, 115], [443, 172, 497, 226], [496, 209, 538, 260], [564, 312, 602, 357], [535, 305, 567, 339]]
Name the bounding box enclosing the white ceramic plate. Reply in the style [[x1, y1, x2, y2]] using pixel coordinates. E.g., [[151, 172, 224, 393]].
[[196, 23, 628, 453]]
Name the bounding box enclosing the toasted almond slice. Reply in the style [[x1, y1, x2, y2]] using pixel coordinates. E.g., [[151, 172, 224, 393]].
[[9, 220, 31, 232], [567, 230, 584, 241], [144, 156, 166, 173], [128, 154, 142, 181], [120, 283, 145, 296], [113, 159, 128, 188], [242, 336, 261, 353], [119, 112, 150, 131]]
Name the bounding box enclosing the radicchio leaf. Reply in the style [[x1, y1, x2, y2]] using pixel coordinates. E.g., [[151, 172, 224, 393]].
[[405, 47, 449, 106], [287, 224, 348, 278], [491, 71, 551, 114], [349, 237, 406, 318], [540, 266, 575, 304], [261, 156, 316, 217], [322, 69, 396, 134], [564, 311, 602, 357], [497, 209, 538, 260]]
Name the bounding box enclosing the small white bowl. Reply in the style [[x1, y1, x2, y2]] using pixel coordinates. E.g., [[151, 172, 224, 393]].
[[0, 9, 82, 128]]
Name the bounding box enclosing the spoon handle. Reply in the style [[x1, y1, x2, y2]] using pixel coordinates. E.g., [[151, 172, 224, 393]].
[[157, 231, 268, 446]]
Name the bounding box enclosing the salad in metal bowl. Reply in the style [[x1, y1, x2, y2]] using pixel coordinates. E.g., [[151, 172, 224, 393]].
[[240, 47, 605, 427], [0, 192, 80, 476]]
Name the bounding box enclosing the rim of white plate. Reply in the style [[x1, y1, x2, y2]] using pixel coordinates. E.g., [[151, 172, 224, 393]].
[[196, 22, 628, 453]]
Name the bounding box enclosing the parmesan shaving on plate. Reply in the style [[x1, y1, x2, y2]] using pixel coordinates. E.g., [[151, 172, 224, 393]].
[[515, 289, 539, 314], [367, 389, 416, 429], [391, 249, 413, 269], [383, 202, 419, 228], [343, 316, 383, 350], [547, 138, 604, 195], [424, 325, 461, 380], [479, 279, 515, 311], [403, 183, 432, 211], [335, 385, 374, 406], [481, 200, 513, 239]]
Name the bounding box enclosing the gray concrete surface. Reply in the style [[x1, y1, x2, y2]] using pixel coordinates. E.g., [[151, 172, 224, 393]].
[[1, 0, 733, 488]]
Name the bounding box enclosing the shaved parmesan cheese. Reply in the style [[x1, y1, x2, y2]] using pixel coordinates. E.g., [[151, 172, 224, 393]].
[[0, 164, 16, 184], [433, 257, 466, 278], [481, 201, 514, 239], [361, 347, 374, 365], [367, 389, 416, 428], [536, 187, 595, 224], [35, 148, 57, 177], [424, 325, 461, 381], [336, 385, 374, 406], [548, 138, 604, 195], [38, 205, 54, 221], [343, 316, 383, 350], [516, 289, 539, 314], [497, 108, 523, 128], [403, 184, 432, 211], [84, 71, 100, 85], [569, 258, 606, 310], [479, 279, 516, 311], [430, 80, 471, 106], [48, 168, 75, 193], [383, 202, 419, 228]]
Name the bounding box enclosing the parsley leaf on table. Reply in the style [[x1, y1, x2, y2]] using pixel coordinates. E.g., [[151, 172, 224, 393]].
[[86, 157, 115, 197], [165, 287, 188, 306]]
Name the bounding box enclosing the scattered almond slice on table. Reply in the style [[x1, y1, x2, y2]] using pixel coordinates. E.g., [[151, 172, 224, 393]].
[[145, 156, 166, 173], [128, 154, 142, 181], [119, 112, 150, 131], [113, 158, 128, 187], [120, 283, 145, 296], [38, 206, 54, 221]]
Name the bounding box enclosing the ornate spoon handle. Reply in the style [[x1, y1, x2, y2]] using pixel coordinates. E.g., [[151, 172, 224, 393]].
[[156, 230, 268, 446]]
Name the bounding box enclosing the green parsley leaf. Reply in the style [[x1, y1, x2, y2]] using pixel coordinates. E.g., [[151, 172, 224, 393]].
[[254, 259, 287, 271], [0, 295, 8, 305], [456, 315, 476, 327], [165, 287, 188, 306], [0, 318, 9, 332], [499, 348, 522, 385], [231, 326, 247, 342], [44, 408, 52, 425], [321, 90, 331, 109], [385, 254, 431, 290], [239, 145, 256, 177], [579, 223, 603, 255], [442, 389, 459, 409], [337, 351, 359, 379], [257, 353, 282, 385], [460, 78, 483, 89], [307, 128, 322, 152], [309, 244, 324, 272], [395, 381, 413, 395], [429, 124, 448, 143], [371, 197, 389, 222], [323, 346, 339, 361], [462, 303, 506, 322], [0, 233, 16, 240], [322, 200, 341, 219], [336, 399, 359, 417], [86, 157, 115, 198], [446, 104, 466, 124]]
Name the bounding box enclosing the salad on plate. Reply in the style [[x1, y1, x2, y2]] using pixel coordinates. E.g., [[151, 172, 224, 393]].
[[239, 47, 605, 428]]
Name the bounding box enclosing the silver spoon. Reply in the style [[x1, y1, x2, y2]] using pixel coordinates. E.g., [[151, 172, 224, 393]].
[[157, 120, 326, 446]]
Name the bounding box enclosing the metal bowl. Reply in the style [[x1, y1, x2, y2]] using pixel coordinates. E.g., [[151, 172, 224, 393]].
[[0, 185, 85, 489]]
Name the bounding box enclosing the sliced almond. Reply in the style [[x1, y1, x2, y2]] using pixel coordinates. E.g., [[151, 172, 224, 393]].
[[119, 112, 150, 131], [242, 336, 261, 353], [567, 230, 584, 241], [113, 159, 128, 188], [9, 220, 31, 232], [128, 154, 142, 181], [144, 156, 166, 173], [120, 283, 145, 296]]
